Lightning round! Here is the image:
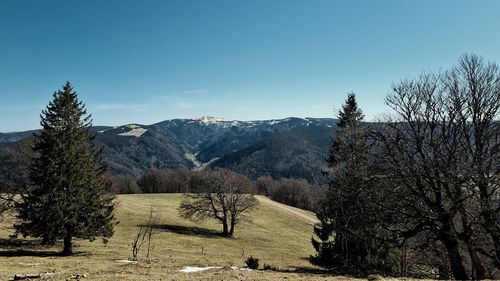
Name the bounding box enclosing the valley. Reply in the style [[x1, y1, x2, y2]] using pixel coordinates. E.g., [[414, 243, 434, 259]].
[[0, 117, 337, 185]]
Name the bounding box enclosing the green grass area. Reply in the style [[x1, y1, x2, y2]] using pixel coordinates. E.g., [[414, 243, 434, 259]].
[[0, 193, 354, 280]]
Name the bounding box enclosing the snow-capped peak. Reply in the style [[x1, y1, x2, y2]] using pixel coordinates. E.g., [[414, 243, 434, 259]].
[[197, 116, 225, 124]]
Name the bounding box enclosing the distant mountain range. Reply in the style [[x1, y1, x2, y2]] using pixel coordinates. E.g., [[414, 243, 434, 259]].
[[0, 117, 337, 185]]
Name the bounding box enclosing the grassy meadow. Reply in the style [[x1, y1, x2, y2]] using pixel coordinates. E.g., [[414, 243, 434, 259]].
[[0, 194, 359, 280]]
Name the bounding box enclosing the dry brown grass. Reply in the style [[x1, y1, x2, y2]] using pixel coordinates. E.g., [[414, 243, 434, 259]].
[[0, 194, 435, 280]]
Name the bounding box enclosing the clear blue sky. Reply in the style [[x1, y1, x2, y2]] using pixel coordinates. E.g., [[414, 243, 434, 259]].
[[1, 0, 500, 132]]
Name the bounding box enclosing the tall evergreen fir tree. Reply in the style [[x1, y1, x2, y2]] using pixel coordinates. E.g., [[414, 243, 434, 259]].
[[16, 82, 115, 255], [311, 93, 391, 274]]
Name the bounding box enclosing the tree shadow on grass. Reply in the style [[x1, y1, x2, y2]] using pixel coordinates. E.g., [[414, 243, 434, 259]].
[[148, 224, 223, 238], [267, 257, 337, 276], [270, 266, 341, 277], [274, 259, 360, 278], [0, 238, 89, 257], [0, 249, 66, 257], [280, 266, 332, 275], [0, 248, 90, 257]]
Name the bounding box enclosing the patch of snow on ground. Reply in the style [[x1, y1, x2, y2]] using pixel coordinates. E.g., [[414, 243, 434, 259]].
[[179, 266, 222, 273], [231, 266, 254, 271], [179, 266, 253, 273], [118, 127, 147, 137], [115, 259, 138, 264]]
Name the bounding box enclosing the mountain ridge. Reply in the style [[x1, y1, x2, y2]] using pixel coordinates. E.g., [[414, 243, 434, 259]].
[[0, 117, 338, 185]]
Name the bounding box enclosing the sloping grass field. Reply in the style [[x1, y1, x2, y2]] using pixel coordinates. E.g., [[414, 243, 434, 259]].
[[0, 194, 401, 280]]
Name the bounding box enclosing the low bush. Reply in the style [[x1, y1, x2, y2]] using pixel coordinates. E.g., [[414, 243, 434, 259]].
[[245, 256, 259, 269]]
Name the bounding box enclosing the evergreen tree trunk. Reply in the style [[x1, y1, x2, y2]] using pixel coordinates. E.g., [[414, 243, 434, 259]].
[[62, 234, 73, 256]]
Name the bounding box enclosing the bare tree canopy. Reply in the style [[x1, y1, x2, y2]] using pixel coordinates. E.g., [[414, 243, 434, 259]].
[[0, 138, 32, 221], [178, 168, 256, 237], [375, 54, 500, 280]]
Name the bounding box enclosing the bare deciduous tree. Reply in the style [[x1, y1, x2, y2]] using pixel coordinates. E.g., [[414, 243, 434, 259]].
[[0, 193, 13, 223], [131, 204, 160, 261], [138, 169, 191, 193], [255, 176, 324, 212], [0, 138, 32, 222], [375, 54, 500, 280], [447, 55, 500, 266], [178, 168, 256, 237]]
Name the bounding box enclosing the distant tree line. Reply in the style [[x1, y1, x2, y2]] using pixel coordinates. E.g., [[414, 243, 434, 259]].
[[255, 176, 326, 212], [108, 168, 325, 212]]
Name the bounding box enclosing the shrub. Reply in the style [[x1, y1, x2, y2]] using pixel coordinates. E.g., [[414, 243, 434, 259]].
[[245, 256, 259, 269]]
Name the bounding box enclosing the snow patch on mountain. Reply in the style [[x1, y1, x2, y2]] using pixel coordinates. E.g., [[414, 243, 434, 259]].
[[185, 152, 202, 168], [185, 151, 220, 171], [198, 116, 224, 124], [201, 157, 220, 169], [267, 119, 284, 125], [196, 116, 244, 128], [118, 125, 147, 137]]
